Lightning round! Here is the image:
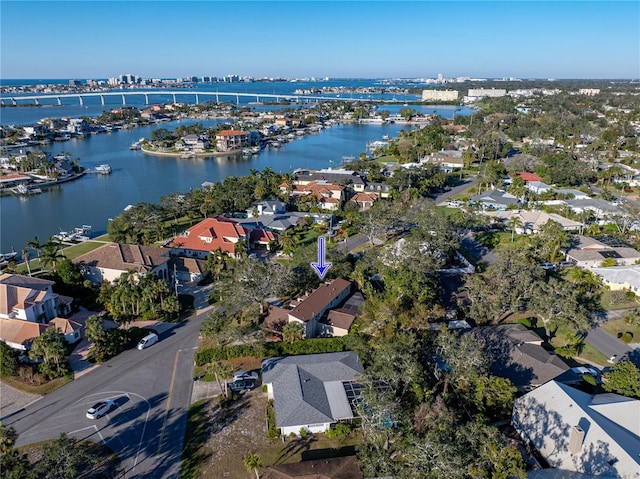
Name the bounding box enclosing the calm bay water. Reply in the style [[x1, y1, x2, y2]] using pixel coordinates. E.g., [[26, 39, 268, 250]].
[[1, 120, 408, 251], [0, 79, 473, 253]]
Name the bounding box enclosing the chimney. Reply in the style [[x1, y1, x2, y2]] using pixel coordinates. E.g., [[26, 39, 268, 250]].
[[569, 425, 585, 454]]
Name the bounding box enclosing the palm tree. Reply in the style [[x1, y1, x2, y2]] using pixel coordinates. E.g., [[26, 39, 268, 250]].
[[21, 248, 31, 277], [207, 361, 233, 399], [40, 239, 64, 272], [243, 451, 263, 479], [282, 322, 305, 344], [508, 216, 523, 242], [27, 236, 42, 265]]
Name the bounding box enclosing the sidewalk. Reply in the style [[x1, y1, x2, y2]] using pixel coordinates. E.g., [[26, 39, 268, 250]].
[[68, 282, 214, 378]]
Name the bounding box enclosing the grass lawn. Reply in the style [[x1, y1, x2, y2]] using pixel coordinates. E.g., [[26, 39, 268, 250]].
[[180, 391, 362, 479], [550, 325, 610, 367], [600, 290, 640, 310], [601, 318, 640, 344]]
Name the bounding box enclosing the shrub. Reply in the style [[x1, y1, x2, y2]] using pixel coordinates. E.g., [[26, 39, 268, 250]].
[[620, 332, 633, 343], [299, 427, 308, 438], [265, 400, 280, 439]]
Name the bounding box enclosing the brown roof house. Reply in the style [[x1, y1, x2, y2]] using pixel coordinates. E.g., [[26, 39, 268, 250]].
[[73, 242, 171, 285], [470, 324, 570, 392], [288, 279, 353, 338]]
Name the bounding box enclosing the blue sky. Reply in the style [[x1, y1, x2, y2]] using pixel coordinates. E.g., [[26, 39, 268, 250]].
[[2, 1, 639, 79]]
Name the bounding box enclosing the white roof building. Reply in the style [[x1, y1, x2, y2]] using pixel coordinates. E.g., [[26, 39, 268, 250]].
[[591, 265, 640, 297], [512, 380, 640, 479]]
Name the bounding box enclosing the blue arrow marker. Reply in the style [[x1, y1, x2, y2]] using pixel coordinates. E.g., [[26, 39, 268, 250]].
[[311, 235, 332, 279]]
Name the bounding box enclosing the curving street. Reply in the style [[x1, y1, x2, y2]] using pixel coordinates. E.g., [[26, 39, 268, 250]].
[[5, 286, 212, 479]]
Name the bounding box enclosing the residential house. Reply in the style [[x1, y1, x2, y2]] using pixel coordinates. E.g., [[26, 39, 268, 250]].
[[169, 256, 208, 283], [484, 210, 582, 234], [236, 211, 334, 232], [363, 182, 391, 198], [470, 189, 519, 210], [565, 235, 640, 268], [349, 192, 378, 211], [0, 319, 48, 350], [262, 456, 363, 479], [246, 199, 287, 217], [0, 275, 62, 323], [170, 216, 275, 258], [518, 172, 543, 183], [287, 278, 353, 338], [526, 180, 553, 194], [261, 351, 364, 436], [284, 180, 345, 211], [0, 274, 75, 350], [215, 129, 249, 151], [316, 292, 363, 337], [424, 150, 464, 171], [554, 188, 591, 200], [564, 198, 620, 220], [178, 134, 210, 151], [48, 317, 83, 344], [470, 324, 569, 392], [512, 380, 640, 479], [590, 265, 640, 297], [73, 242, 171, 285], [293, 169, 366, 193]]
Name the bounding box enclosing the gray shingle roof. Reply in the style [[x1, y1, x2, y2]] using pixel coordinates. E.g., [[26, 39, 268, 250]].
[[262, 352, 364, 428]]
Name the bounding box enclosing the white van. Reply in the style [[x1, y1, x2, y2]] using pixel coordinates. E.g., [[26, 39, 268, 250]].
[[137, 332, 158, 350]]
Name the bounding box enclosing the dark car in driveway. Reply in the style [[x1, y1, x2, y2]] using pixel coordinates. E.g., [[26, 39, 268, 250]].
[[227, 379, 255, 392]]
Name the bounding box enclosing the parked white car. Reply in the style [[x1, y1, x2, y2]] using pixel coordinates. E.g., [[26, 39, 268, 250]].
[[233, 370, 259, 382]]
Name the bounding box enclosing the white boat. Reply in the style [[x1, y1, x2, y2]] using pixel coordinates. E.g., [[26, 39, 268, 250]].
[[95, 164, 112, 174], [14, 184, 42, 195], [130, 141, 141, 150], [0, 251, 18, 262]]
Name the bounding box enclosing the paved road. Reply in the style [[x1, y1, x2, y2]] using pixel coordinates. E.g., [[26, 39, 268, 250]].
[[583, 326, 634, 364], [7, 308, 209, 479]]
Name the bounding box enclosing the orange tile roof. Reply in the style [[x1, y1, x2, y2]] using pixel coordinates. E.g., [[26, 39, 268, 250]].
[[170, 217, 251, 254], [216, 130, 248, 137], [518, 172, 543, 182], [0, 318, 48, 347]]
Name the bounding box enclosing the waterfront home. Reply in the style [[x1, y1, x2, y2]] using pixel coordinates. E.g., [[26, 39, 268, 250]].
[[215, 129, 249, 151], [261, 351, 364, 436], [287, 278, 353, 339], [292, 168, 366, 193], [282, 180, 345, 211], [236, 211, 335, 232], [512, 381, 640, 479], [177, 134, 210, 151], [565, 235, 640, 268], [170, 216, 275, 258], [72, 242, 171, 285]]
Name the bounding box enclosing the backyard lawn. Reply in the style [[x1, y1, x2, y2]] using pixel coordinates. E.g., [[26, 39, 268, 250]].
[[180, 391, 361, 479]]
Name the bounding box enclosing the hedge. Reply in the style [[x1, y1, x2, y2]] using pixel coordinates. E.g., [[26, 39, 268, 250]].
[[195, 337, 347, 366]]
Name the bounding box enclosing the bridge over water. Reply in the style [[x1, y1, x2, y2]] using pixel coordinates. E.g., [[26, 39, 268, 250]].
[[0, 90, 366, 107]]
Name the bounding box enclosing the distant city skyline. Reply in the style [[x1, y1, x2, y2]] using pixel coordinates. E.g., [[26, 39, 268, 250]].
[[1, 1, 639, 80]]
